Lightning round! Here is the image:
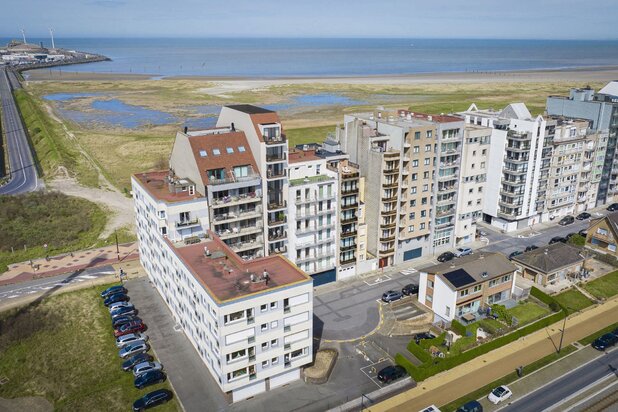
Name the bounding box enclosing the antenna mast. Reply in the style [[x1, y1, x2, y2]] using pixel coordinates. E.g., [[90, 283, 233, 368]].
[[49, 28, 55, 49], [21, 28, 27, 44]]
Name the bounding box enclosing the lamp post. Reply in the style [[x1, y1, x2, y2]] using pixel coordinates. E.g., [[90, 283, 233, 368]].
[[115, 230, 120, 261], [557, 308, 570, 353]]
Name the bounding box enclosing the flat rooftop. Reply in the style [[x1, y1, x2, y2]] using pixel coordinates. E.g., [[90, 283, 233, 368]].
[[133, 171, 202, 203], [169, 234, 312, 303]]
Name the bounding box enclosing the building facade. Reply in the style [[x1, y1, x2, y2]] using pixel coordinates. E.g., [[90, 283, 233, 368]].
[[586, 212, 618, 256]]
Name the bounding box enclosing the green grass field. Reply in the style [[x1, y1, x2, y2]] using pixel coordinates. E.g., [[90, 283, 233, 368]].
[[286, 124, 337, 147], [553, 289, 595, 313], [583, 270, 618, 299], [506, 301, 551, 326], [0, 285, 179, 411], [0, 192, 107, 271]]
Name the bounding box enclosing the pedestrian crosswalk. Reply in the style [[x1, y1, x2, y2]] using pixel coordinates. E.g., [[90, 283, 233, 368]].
[[399, 268, 418, 276]]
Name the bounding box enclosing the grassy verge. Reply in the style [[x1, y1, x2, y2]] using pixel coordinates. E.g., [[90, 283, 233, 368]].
[[583, 270, 618, 299], [286, 124, 337, 148], [0, 284, 179, 411], [578, 321, 618, 346], [0, 192, 107, 271], [553, 289, 594, 313], [439, 345, 577, 412]]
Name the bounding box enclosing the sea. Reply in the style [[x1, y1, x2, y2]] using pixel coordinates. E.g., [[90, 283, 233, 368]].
[[3, 37, 618, 77]]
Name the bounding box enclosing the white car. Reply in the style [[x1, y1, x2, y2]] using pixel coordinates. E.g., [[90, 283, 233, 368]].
[[419, 406, 441, 412], [488, 385, 513, 404], [108, 301, 134, 312], [115, 333, 148, 348], [455, 247, 473, 257], [133, 361, 163, 377]]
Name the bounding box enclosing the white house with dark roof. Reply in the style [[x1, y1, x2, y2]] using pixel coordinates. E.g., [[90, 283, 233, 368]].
[[511, 243, 584, 286]]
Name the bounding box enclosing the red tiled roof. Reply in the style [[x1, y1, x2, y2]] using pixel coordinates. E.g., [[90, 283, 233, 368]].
[[133, 171, 202, 203], [249, 112, 282, 143], [186, 131, 260, 185], [288, 148, 321, 164], [168, 234, 311, 303]]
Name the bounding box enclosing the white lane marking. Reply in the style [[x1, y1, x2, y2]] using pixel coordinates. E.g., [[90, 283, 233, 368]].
[[78, 275, 97, 279], [563, 378, 618, 412], [7, 295, 19, 299], [544, 373, 615, 412]]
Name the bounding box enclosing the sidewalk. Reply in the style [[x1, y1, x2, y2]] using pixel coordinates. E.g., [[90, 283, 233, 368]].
[[368, 297, 618, 411], [0, 242, 140, 286]]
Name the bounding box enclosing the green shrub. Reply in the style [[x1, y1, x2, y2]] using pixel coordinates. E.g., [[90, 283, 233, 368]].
[[450, 319, 467, 336], [395, 353, 421, 380], [491, 304, 513, 326], [407, 340, 432, 363], [419, 332, 446, 349], [567, 234, 585, 246]]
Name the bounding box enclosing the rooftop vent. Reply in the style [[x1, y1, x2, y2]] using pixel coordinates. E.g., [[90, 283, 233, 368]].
[[428, 115, 433, 121], [481, 271, 488, 278], [204, 247, 210, 256], [378, 112, 382, 119], [369, 115, 374, 120], [406, 114, 412, 121]]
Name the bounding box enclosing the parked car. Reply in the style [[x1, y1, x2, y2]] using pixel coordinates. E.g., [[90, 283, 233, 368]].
[[110, 306, 137, 318], [134, 370, 167, 389], [122, 352, 154, 372], [414, 332, 436, 344], [376, 365, 406, 383], [108, 301, 134, 312], [133, 361, 163, 377], [456, 400, 483, 412], [455, 247, 472, 257], [488, 385, 513, 404], [116, 333, 149, 348], [576, 212, 591, 220], [382, 290, 403, 303], [115, 321, 146, 337], [578, 229, 588, 237], [119, 341, 150, 359], [420, 406, 442, 412], [558, 215, 575, 226], [132, 389, 173, 411], [104, 293, 129, 307], [100, 285, 127, 298], [607, 203, 618, 211], [112, 316, 142, 329], [524, 245, 538, 252], [549, 236, 567, 244], [591, 333, 618, 351], [437, 251, 455, 262], [508, 251, 523, 260], [402, 284, 419, 296]]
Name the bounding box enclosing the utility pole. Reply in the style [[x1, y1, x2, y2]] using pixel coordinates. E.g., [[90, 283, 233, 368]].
[[115, 230, 120, 261], [558, 314, 567, 353]]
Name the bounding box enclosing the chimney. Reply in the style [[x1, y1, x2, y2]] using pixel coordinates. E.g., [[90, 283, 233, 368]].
[[378, 112, 382, 119], [204, 247, 211, 256], [231, 122, 235, 131], [183, 126, 188, 134]]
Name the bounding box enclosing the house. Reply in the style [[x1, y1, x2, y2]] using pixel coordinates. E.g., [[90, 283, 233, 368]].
[[586, 212, 618, 256], [511, 243, 585, 286], [418, 253, 518, 323]]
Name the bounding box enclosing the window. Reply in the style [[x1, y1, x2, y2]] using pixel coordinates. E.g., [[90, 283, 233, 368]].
[[472, 150, 476, 156], [412, 160, 419, 167], [423, 184, 429, 192], [410, 199, 416, 207], [226, 147, 234, 154], [260, 304, 267, 312], [445, 306, 451, 317], [426, 295, 433, 302], [415, 131, 421, 139], [425, 144, 431, 152], [270, 301, 278, 309], [262, 360, 269, 368], [213, 148, 221, 156], [408, 225, 415, 232], [272, 357, 279, 365], [411, 186, 417, 194], [227, 349, 247, 363], [234, 165, 250, 178], [409, 212, 416, 219], [261, 342, 269, 349], [460, 289, 469, 297], [420, 210, 427, 218], [420, 223, 426, 229], [271, 339, 278, 347], [424, 171, 429, 179], [428, 280, 434, 289], [271, 321, 278, 329], [473, 285, 482, 293], [427, 130, 433, 138], [199, 150, 207, 157], [261, 323, 268, 332], [238, 146, 246, 152], [422, 197, 428, 205], [414, 146, 420, 153], [597, 228, 608, 236], [412, 173, 418, 181], [424, 158, 430, 165]]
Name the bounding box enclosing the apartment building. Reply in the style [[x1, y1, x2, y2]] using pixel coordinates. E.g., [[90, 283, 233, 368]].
[[538, 116, 604, 220], [455, 124, 491, 244], [216, 105, 289, 257], [459, 103, 547, 232], [418, 253, 518, 323], [286, 147, 339, 285], [546, 82, 618, 205], [132, 172, 313, 402], [339, 110, 464, 267]]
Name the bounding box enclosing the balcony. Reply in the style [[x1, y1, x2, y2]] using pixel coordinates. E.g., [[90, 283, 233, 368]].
[[340, 216, 357, 225], [296, 223, 335, 234], [384, 168, 400, 175], [296, 250, 335, 264], [268, 215, 287, 227], [383, 181, 399, 188], [437, 197, 455, 206], [341, 187, 359, 195], [436, 208, 455, 217], [340, 243, 356, 251], [269, 246, 287, 255], [342, 202, 359, 210], [340, 256, 356, 265], [289, 174, 335, 187], [176, 218, 200, 228], [266, 169, 286, 180], [218, 225, 263, 240], [341, 230, 358, 238], [379, 234, 396, 242], [268, 230, 287, 242], [211, 192, 261, 208], [381, 209, 397, 216], [380, 221, 396, 229], [267, 200, 287, 211], [379, 248, 395, 255], [435, 220, 454, 229], [505, 156, 529, 164], [264, 133, 287, 146], [438, 186, 457, 193], [213, 209, 262, 225], [438, 173, 458, 182], [209, 172, 261, 186], [266, 152, 287, 163], [229, 238, 264, 253]]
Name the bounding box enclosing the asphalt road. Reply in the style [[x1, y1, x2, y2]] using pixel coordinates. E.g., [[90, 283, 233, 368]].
[[500, 348, 618, 412], [0, 66, 42, 195], [0, 265, 116, 301]]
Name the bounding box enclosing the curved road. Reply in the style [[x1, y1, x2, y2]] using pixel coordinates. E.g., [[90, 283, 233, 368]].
[[0, 66, 42, 195]]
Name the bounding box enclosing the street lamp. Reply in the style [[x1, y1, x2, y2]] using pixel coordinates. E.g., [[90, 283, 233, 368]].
[[115, 230, 120, 261]]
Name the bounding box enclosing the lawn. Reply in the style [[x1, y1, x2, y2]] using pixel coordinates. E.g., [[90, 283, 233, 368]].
[[0, 192, 107, 271], [286, 124, 337, 148], [583, 270, 618, 299], [553, 289, 595, 313], [0, 284, 180, 411], [506, 302, 551, 326]]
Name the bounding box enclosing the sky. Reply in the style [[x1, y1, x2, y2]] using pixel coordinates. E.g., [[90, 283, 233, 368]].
[[1, 0, 617, 40]]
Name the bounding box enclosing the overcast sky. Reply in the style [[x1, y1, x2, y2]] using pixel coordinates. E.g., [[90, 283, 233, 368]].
[[2, 0, 617, 40]]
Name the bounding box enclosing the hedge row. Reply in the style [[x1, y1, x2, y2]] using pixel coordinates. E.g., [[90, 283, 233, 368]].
[[394, 353, 417, 376], [407, 340, 432, 363], [397, 287, 567, 382], [419, 332, 446, 349], [450, 319, 467, 336]]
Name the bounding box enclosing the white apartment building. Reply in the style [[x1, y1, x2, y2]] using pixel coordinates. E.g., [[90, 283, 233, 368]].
[[459, 103, 547, 232], [132, 171, 314, 402], [455, 124, 491, 244], [286, 147, 339, 285]]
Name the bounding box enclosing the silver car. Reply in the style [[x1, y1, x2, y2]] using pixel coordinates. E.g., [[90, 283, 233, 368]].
[[108, 301, 134, 312], [133, 361, 163, 377], [115, 333, 148, 348], [118, 341, 149, 359]]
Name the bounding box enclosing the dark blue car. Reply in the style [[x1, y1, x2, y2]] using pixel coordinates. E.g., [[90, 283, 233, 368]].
[[134, 370, 167, 389], [104, 293, 129, 307], [592, 333, 618, 351], [100, 285, 127, 298], [133, 389, 173, 411], [457, 400, 483, 412]]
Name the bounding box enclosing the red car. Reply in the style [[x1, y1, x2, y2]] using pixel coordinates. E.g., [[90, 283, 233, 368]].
[[114, 321, 146, 337]]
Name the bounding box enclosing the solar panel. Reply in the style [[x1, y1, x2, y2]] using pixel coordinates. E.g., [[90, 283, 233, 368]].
[[443, 268, 475, 288]]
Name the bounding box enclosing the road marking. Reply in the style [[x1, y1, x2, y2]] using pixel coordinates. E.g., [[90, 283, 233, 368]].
[[400, 269, 417, 275], [55, 283, 66, 287], [6, 295, 19, 299], [563, 378, 618, 412], [364, 274, 392, 286], [543, 373, 615, 412], [79, 275, 98, 279]]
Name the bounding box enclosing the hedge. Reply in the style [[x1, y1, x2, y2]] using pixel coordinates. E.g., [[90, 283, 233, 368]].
[[419, 332, 446, 349], [450, 319, 467, 336], [407, 340, 432, 363], [396, 288, 568, 382], [394, 353, 418, 377]]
